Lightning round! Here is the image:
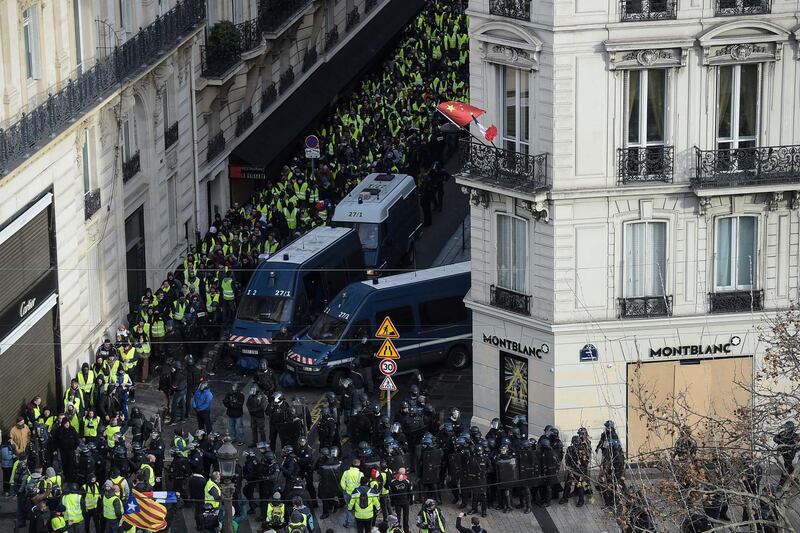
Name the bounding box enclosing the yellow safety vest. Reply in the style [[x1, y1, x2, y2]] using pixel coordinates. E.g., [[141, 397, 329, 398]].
[[266, 502, 284, 522], [102, 495, 121, 520], [77, 371, 95, 395], [349, 488, 380, 520], [105, 426, 121, 448], [83, 483, 100, 510], [340, 467, 362, 494], [120, 346, 136, 370], [51, 516, 67, 531], [204, 479, 221, 509], [140, 464, 155, 487], [294, 181, 308, 201], [221, 278, 235, 301], [83, 417, 99, 438], [288, 512, 309, 529], [62, 493, 84, 524], [284, 207, 298, 230], [150, 319, 166, 338], [172, 302, 186, 321], [205, 293, 220, 313]]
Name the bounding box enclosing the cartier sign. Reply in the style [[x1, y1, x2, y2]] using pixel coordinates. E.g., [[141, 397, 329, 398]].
[[649, 336, 741, 358]]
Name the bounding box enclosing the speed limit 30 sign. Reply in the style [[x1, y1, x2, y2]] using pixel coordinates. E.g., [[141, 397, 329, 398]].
[[379, 359, 397, 376]]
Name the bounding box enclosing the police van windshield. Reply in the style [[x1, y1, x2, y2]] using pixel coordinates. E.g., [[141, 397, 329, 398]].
[[356, 223, 379, 250], [236, 295, 291, 323], [308, 313, 348, 345]]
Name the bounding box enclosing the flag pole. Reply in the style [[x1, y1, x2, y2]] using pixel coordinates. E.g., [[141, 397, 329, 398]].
[[471, 115, 497, 148]]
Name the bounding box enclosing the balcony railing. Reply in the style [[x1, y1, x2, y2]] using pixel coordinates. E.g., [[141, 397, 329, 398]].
[[279, 67, 295, 93], [346, 8, 361, 31], [459, 138, 549, 192], [715, 0, 770, 16], [260, 84, 277, 112], [235, 108, 254, 137], [488, 0, 531, 21], [620, 0, 677, 21], [84, 188, 101, 220], [618, 295, 672, 319], [239, 18, 264, 52], [302, 48, 318, 73], [164, 122, 179, 150], [325, 27, 340, 52], [692, 145, 800, 188], [617, 146, 674, 184], [122, 151, 141, 182], [708, 290, 763, 314], [490, 285, 531, 315], [200, 45, 241, 78], [260, 0, 315, 33], [206, 132, 226, 162], [0, 0, 205, 176]]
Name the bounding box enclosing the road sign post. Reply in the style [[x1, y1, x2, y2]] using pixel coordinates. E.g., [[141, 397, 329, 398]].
[[375, 317, 400, 420], [305, 135, 320, 175]]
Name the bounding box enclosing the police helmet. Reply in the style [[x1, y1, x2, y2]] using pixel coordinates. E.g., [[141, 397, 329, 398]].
[[539, 437, 552, 449], [282, 445, 294, 456], [297, 437, 307, 448], [578, 427, 588, 436], [273, 392, 284, 404], [330, 447, 339, 459], [371, 404, 381, 416], [417, 395, 427, 407], [391, 422, 402, 434], [550, 428, 560, 440], [486, 437, 496, 449], [259, 359, 269, 372], [195, 429, 206, 439], [324, 391, 337, 404], [420, 433, 434, 447], [571, 435, 581, 446], [320, 407, 332, 418], [320, 447, 330, 458], [151, 431, 160, 441], [543, 424, 553, 435], [469, 426, 481, 439], [408, 384, 419, 397], [358, 441, 370, 452], [490, 418, 500, 430], [454, 436, 468, 448], [450, 407, 460, 419], [509, 427, 521, 438], [264, 451, 276, 462], [442, 422, 454, 435], [604, 420, 615, 429]]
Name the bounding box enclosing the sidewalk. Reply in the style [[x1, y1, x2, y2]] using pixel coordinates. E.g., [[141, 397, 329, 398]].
[[433, 214, 470, 266]]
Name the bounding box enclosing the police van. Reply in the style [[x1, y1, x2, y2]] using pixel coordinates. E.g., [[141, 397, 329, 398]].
[[285, 261, 471, 386], [332, 173, 422, 273], [228, 227, 366, 363]]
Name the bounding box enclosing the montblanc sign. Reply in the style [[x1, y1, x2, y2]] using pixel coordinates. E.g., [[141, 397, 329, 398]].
[[649, 336, 741, 358], [483, 334, 549, 359]]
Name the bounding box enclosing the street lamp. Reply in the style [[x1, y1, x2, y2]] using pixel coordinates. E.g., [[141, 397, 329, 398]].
[[216, 437, 239, 533]]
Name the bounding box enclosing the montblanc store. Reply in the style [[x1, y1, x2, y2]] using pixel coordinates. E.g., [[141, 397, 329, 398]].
[[471, 311, 758, 459], [0, 192, 61, 431]]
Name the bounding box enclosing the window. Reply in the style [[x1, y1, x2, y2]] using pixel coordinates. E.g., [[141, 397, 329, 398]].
[[325, 0, 335, 33], [499, 66, 530, 154], [374, 306, 415, 335], [717, 64, 758, 152], [122, 113, 137, 161], [119, 0, 133, 33], [167, 174, 177, 247], [73, 0, 84, 72], [81, 129, 93, 193], [23, 7, 41, 80], [715, 216, 758, 290], [419, 297, 468, 330], [496, 214, 527, 294], [231, 0, 243, 23], [624, 221, 667, 297], [626, 69, 666, 149], [325, 268, 349, 300]]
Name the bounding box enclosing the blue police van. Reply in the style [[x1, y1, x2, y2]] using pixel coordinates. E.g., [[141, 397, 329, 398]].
[[285, 261, 471, 386], [332, 173, 422, 273], [228, 227, 366, 363]]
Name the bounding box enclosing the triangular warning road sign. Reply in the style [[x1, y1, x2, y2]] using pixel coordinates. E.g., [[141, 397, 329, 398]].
[[375, 316, 400, 339], [374, 339, 401, 359], [379, 376, 397, 391]]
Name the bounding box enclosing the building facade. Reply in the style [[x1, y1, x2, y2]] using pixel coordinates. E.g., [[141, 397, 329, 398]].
[[460, 0, 800, 457]]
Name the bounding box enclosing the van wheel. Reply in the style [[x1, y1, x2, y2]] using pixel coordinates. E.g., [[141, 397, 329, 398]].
[[446, 345, 470, 369], [328, 369, 346, 388]]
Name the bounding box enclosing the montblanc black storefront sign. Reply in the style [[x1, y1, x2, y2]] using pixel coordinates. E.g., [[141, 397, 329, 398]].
[[483, 334, 549, 359], [0, 270, 57, 341], [649, 336, 741, 358]]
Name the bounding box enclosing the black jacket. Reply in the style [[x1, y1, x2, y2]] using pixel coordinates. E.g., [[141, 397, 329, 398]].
[[456, 517, 487, 533], [223, 392, 245, 418]]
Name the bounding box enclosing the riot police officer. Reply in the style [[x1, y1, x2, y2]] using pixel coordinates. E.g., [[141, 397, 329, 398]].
[[516, 438, 538, 513], [316, 447, 343, 519], [775, 420, 799, 486], [296, 436, 317, 508], [417, 433, 443, 503], [168, 448, 190, 495], [242, 450, 260, 514], [269, 393, 290, 450], [390, 422, 409, 453], [257, 448, 281, 517], [447, 436, 469, 507], [494, 440, 517, 512], [537, 437, 559, 507], [317, 407, 340, 449], [280, 445, 301, 493], [560, 435, 587, 507], [465, 441, 489, 517], [245, 383, 269, 447], [255, 359, 277, 397]]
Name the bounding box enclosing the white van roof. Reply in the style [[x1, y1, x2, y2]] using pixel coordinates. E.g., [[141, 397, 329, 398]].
[[361, 261, 470, 290], [332, 173, 416, 224], [259, 226, 352, 266]]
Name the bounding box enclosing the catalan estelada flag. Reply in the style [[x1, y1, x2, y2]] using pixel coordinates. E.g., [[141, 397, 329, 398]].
[[122, 489, 168, 531]]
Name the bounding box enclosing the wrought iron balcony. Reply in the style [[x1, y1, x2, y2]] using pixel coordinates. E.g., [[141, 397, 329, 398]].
[[239, 18, 265, 54], [302, 48, 318, 73], [0, 0, 205, 176], [279, 67, 295, 93], [617, 146, 673, 184], [618, 295, 672, 319], [490, 285, 531, 316], [620, 0, 677, 21], [206, 132, 226, 162], [164, 122, 179, 150], [235, 108, 254, 137], [489, 0, 531, 21], [459, 138, 549, 193], [122, 151, 141, 182], [715, 0, 770, 16], [260, 0, 315, 33], [260, 84, 277, 112], [708, 290, 763, 314], [84, 188, 101, 220], [325, 27, 340, 52], [346, 8, 361, 31], [692, 145, 800, 189], [200, 45, 241, 78]]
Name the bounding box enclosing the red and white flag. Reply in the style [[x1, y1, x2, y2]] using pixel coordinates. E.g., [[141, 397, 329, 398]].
[[436, 100, 497, 143]]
